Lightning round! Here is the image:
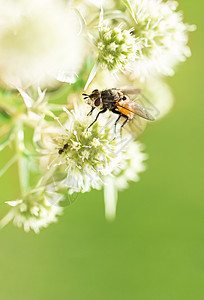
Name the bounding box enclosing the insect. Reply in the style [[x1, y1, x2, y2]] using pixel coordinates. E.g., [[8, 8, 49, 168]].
[[58, 143, 69, 155], [82, 87, 155, 134]]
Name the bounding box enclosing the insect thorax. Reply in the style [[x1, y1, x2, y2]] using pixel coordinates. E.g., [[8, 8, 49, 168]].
[[101, 89, 119, 110]]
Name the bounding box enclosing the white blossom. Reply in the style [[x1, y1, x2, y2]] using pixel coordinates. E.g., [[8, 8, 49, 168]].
[[40, 105, 125, 194], [129, 0, 196, 79], [0, 0, 85, 87], [0, 188, 63, 233]]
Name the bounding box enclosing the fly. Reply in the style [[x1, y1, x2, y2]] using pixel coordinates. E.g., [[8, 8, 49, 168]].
[[82, 87, 155, 134]]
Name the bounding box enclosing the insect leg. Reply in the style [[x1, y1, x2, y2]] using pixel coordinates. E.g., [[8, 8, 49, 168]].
[[87, 108, 107, 129], [120, 116, 129, 137], [87, 107, 95, 116], [114, 115, 122, 135], [111, 109, 122, 135]]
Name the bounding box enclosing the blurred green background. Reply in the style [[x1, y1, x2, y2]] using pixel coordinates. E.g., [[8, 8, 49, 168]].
[[0, 1, 203, 299]]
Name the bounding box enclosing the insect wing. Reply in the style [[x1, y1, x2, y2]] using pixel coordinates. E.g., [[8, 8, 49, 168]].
[[114, 87, 157, 120], [117, 100, 153, 139], [117, 100, 155, 121], [131, 102, 155, 121], [114, 86, 141, 95]]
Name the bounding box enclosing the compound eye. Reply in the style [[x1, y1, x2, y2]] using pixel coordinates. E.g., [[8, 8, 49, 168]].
[[122, 96, 126, 100], [94, 98, 101, 107]]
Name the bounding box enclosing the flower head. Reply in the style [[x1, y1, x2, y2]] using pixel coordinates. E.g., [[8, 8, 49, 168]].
[[97, 25, 141, 72], [129, 0, 196, 79], [41, 105, 124, 194], [0, 188, 63, 233]]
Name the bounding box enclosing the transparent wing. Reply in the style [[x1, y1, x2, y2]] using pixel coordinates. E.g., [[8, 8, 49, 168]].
[[113, 86, 158, 121], [117, 101, 155, 121], [132, 102, 155, 121], [114, 86, 141, 95]]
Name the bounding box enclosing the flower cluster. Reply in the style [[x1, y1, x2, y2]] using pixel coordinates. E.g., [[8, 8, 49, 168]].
[[129, 0, 196, 78], [0, 0, 194, 232], [41, 105, 123, 194], [0, 188, 63, 233], [97, 25, 141, 72]]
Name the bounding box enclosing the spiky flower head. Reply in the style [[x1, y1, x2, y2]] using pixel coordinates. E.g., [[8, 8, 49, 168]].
[[41, 105, 124, 194], [97, 25, 141, 72], [129, 0, 196, 79], [0, 188, 63, 233]]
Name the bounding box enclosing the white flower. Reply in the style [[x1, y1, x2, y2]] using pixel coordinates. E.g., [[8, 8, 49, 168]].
[[40, 105, 125, 194], [0, 188, 63, 233], [0, 0, 84, 87], [128, 0, 196, 79], [97, 25, 141, 72]]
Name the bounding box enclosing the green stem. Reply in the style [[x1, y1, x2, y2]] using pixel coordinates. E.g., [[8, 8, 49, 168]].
[[104, 176, 118, 221], [15, 121, 29, 195]]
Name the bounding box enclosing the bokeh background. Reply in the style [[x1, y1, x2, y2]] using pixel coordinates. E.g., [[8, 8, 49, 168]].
[[0, 1, 203, 299]]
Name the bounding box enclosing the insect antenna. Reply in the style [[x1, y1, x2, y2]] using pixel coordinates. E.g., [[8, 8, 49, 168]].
[[82, 93, 89, 99]]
